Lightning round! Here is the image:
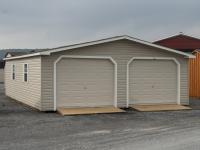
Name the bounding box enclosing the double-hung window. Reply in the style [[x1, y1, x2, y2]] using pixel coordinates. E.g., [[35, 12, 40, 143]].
[[23, 64, 28, 82], [12, 64, 15, 80]]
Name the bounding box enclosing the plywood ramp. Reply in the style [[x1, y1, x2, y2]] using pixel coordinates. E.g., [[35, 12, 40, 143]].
[[131, 104, 191, 112], [57, 107, 125, 116]]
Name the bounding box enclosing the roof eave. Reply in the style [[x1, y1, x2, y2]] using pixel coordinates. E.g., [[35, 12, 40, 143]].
[[41, 35, 194, 58], [3, 35, 195, 60], [3, 52, 49, 61], [185, 55, 195, 58]]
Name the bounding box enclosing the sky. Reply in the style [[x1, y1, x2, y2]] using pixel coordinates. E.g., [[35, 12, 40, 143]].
[[0, 0, 200, 49]]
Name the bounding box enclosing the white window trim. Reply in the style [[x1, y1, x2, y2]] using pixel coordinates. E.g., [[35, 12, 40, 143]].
[[23, 63, 29, 82], [126, 57, 181, 108], [11, 64, 16, 80], [53, 55, 118, 111]]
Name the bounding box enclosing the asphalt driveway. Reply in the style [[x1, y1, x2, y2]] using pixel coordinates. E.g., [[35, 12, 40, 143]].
[[0, 83, 200, 150]]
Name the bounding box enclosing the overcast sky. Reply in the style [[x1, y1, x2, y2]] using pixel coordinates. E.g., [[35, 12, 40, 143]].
[[0, 0, 200, 49]]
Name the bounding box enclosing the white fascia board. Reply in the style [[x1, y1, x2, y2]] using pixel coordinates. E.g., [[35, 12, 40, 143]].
[[40, 36, 125, 55], [4, 35, 195, 60], [41, 35, 195, 58], [3, 52, 49, 61]]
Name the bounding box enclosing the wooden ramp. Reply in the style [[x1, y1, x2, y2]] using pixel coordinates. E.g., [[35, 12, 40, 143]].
[[131, 104, 191, 112], [57, 107, 125, 116]]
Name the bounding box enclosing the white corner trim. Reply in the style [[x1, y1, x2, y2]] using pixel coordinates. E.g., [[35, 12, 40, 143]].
[[126, 57, 181, 108], [53, 55, 118, 111]]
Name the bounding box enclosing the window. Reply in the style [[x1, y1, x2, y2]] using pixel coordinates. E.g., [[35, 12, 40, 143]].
[[12, 64, 15, 80], [23, 64, 28, 82]]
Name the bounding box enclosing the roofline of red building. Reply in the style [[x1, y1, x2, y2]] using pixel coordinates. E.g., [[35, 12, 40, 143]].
[[154, 33, 200, 43]]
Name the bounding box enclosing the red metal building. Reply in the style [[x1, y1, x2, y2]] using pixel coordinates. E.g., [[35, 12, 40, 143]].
[[154, 33, 200, 53]]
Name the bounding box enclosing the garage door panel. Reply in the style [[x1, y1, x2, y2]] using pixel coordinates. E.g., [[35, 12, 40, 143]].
[[56, 58, 114, 108], [129, 59, 177, 104]]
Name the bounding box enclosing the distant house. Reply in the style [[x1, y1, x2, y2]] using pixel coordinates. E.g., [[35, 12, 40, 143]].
[[4, 35, 194, 111], [5, 52, 30, 58], [154, 33, 200, 53]]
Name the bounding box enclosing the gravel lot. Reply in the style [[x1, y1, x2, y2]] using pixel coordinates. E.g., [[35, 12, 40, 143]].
[[0, 83, 200, 150]]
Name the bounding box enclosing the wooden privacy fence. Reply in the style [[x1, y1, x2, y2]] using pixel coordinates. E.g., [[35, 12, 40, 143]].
[[189, 50, 200, 98]]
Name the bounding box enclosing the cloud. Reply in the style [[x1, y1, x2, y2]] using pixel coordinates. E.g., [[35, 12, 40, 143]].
[[0, 0, 200, 48]]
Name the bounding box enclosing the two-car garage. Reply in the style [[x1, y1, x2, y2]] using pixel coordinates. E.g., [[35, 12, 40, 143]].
[[56, 57, 179, 110], [4, 35, 193, 111]]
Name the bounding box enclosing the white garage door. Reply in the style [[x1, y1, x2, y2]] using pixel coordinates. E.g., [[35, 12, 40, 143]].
[[56, 58, 115, 108], [129, 59, 177, 104]]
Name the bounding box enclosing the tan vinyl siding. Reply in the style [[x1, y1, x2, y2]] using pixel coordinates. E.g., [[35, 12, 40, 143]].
[[5, 56, 42, 110], [181, 59, 189, 104], [41, 40, 189, 111]]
